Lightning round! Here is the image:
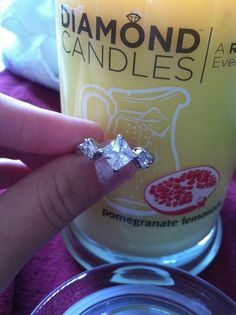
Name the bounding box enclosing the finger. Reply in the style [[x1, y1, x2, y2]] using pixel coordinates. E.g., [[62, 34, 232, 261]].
[[0, 147, 56, 170], [0, 159, 31, 188], [0, 154, 137, 289], [0, 93, 103, 154]]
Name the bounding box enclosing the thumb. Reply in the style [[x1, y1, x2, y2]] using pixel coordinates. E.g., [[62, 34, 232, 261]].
[[0, 153, 136, 289]]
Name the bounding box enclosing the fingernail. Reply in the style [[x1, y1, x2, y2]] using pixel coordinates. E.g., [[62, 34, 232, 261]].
[[95, 159, 138, 193]]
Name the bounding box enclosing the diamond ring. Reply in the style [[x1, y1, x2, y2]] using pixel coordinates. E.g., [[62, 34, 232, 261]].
[[76, 134, 155, 172]]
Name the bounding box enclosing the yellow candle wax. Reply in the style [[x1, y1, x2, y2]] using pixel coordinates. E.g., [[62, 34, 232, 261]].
[[55, 0, 236, 271]]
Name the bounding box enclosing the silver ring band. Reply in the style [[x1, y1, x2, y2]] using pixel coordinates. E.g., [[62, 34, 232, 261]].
[[76, 134, 155, 172]]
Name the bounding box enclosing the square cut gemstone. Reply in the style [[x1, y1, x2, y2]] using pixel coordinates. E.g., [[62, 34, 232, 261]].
[[103, 135, 134, 171]]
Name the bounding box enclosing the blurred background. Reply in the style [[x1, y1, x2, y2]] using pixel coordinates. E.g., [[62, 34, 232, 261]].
[[0, 0, 58, 88], [0, 0, 13, 71]]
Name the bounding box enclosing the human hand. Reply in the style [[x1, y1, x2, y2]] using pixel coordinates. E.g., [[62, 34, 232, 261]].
[[0, 93, 136, 290]]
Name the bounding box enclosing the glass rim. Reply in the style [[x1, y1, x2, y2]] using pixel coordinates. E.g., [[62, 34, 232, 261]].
[[31, 262, 236, 315]]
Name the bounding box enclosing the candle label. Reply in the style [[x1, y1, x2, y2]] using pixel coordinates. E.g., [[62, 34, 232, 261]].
[[56, 1, 236, 257], [60, 6, 205, 82], [59, 5, 236, 84], [144, 166, 220, 215]]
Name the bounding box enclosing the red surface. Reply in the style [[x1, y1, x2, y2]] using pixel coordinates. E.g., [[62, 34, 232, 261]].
[[0, 70, 235, 314]]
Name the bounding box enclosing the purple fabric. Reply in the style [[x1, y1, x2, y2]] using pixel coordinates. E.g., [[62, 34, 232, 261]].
[[0, 70, 235, 314]]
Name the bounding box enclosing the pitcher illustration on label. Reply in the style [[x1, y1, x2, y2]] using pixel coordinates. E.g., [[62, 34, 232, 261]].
[[79, 85, 191, 215], [55, 0, 236, 273]]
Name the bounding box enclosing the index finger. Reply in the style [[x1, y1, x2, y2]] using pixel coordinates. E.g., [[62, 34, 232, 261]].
[[0, 93, 103, 155]]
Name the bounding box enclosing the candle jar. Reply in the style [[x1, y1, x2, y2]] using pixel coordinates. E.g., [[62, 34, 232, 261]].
[[55, 0, 236, 273]]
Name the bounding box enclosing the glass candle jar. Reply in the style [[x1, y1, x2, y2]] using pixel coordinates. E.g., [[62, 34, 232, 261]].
[[55, 0, 236, 273]]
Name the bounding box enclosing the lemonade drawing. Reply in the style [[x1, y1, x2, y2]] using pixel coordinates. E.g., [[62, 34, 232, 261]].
[[78, 85, 191, 216]]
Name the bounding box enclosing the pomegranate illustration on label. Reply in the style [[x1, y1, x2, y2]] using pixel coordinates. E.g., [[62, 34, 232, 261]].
[[144, 166, 220, 215]]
